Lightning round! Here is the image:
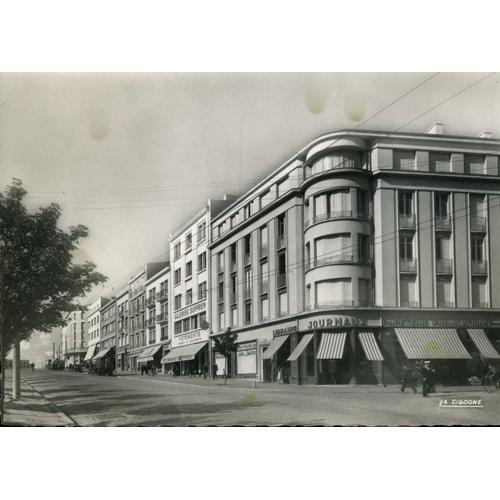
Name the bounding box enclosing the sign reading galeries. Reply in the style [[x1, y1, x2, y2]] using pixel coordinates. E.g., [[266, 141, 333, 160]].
[[174, 300, 206, 321]]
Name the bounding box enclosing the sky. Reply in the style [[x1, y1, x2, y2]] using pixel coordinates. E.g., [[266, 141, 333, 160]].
[[2, 72, 500, 363]]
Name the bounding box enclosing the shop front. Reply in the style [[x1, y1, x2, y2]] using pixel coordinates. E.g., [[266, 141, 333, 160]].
[[161, 330, 209, 376], [92, 346, 116, 375]]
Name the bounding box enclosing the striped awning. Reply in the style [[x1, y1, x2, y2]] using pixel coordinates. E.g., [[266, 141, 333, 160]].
[[137, 344, 163, 363], [359, 331, 384, 361], [93, 346, 115, 360], [84, 344, 97, 361], [467, 329, 500, 359], [394, 328, 471, 359], [317, 332, 347, 360], [160, 341, 207, 364], [287, 334, 314, 362], [261, 335, 289, 360]]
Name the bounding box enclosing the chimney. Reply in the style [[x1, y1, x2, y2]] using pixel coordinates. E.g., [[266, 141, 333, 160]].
[[479, 131, 492, 139], [426, 122, 444, 135]]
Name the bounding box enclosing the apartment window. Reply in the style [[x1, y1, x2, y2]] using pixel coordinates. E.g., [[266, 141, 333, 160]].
[[260, 189, 270, 209], [174, 242, 181, 260], [218, 308, 225, 331], [185, 261, 192, 279], [244, 234, 251, 261], [218, 251, 225, 273], [174, 268, 181, 285], [199, 312, 207, 329], [315, 234, 350, 264], [435, 235, 451, 262], [465, 154, 485, 175], [394, 150, 416, 170], [429, 152, 450, 172], [400, 276, 417, 307], [260, 260, 269, 294], [231, 306, 238, 327], [182, 318, 190, 332], [471, 277, 487, 307], [436, 277, 453, 307], [244, 203, 251, 220], [358, 234, 370, 262], [198, 251, 207, 271], [198, 281, 207, 301], [186, 289, 193, 306], [185, 232, 192, 251], [399, 233, 414, 260], [218, 279, 224, 303], [470, 194, 485, 219], [278, 290, 288, 316], [277, 251, 287, 288], [398, 191, 414, 217], [357, 190, 368, 217], [230, 243, 237, 269], [174, 294, 182, 310], [312, 151, 362, 174], [244, 268, 252, 299], [230, 215, 236, 229], [471, 236, 484, 262], [277, 176, 290, 197], [190, 315, 198, 330], [197, 221, 207, 242], [315, 279, 351, 307], [231, 274, 237, 304], [359, 278, 370, 306], [260, 296, 269, 321], [160, 326, 167, 341], [260, 225, 268, 256], [217, 224, 223, 239], [435, 192, 449, 218], [277, 213, 286, 248], [244, 301, 252, 325]]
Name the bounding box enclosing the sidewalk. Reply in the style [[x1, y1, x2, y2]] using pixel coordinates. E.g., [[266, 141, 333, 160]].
[[1, 371, 75, 427]]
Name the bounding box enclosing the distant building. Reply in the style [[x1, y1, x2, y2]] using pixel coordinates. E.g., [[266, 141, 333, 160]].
[[84, 297, 108, 364], [62, 310, 87, 367]]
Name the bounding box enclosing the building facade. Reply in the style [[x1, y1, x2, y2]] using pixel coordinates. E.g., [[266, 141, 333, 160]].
[[209, 125, 500, 385], [61, 310, 87, 368], [116, 286, 130, 371], [84, 297, 108, 364]]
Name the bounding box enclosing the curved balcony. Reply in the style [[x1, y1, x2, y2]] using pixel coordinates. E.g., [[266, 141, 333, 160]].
[[305, 254, 371, 272], [304, 210, 370, 229], [305, 299, 370, 311]]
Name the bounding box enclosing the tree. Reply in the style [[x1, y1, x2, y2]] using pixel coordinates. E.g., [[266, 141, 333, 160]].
[[211, 327, 237, 384], [0, 179, 107, 421]]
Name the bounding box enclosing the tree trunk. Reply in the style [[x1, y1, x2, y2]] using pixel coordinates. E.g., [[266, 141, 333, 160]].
[[224, 354, 227, 385], [0, 337, 6, 425], [12, 338, 21, 400]]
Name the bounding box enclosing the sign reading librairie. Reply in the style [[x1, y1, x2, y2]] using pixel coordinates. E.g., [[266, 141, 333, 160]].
[[174, 300, 206, 321]]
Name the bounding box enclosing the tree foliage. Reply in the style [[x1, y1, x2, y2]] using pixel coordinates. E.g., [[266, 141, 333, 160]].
[[0, 179, 107, 350], [212, 327, 237, 379]]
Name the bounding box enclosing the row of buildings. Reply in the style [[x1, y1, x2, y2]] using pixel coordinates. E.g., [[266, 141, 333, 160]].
[[62, 123, 500, 385]]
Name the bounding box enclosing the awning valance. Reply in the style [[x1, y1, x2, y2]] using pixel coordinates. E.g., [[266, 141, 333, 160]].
[[93, 346, 115, 360], [138, 344, 164, 363], [394, 328, 470, 359], [161, 341, 207, 364], [84, 344, 97, 361], [359, 331, 384, 361], [317, 332, 347, 360], [261, 335, 289, 360], [287, 334, 314, 362], [467, 329, 500, 359]]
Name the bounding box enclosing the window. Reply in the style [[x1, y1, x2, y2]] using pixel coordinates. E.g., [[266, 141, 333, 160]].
[[218, 308, 225, 331], [218, 251, 225, 273], [435, 192, 449, 219], [278, 291, 288, 316], [260, 225, 268, 255], [436, 277, 453, 307], [435, 235, 451, 261], [185, 232, 192, 251], [394, 150, 415, 170], [260, 189, 270, 209], [260, 261, 269, 293], [174, 242, 181, 260], [217, 224, 223, 238], [244, 268, 252, 299], [230, 243, 237, 269], [359, 278, 370, 306], [244, 301, 252, 324], [277, 176, 290, 197], [218, 279, 224, 303], [315, 279, 351, 307], [311, 151, 362, 174], [174, 294, 182, 310], [160, 326, 168, 341], [197, 221, 207, 242], [199, 312, 207, 329], [277, 213, 286, 247], [471, 277, 487, 307], [244, 203, 251, 220], [198, 251, 207, 271], [190, 315, 198, 330], [358, 234, 370, 262], [277, 251, 287, 288], [357, 190, 368, 217], [470, 194, 485, 219], [400, 276, 417, 307], [430, 152, 450, 173], [231, 306, 238, 327], [465, 155, 485, 175], [174, 268, 181, 285], [230, 215, 236, 229], [398, 191, 414, 217], [185, 261, 192, 279], [329, 189, 350, 215], [198, 281, 207, 301], [231, 274, 237, 304], [186, 289, 193, 306], [471, 236, 484, 262], [182, 318, 190, 332], [315, 234, 350, 264], [399, 233, 414, 260], [244, 234, 251, 260], [260, 296, 269, 321]]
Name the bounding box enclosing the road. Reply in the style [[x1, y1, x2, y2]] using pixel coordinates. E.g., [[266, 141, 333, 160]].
[[8, 369, 500, 426]]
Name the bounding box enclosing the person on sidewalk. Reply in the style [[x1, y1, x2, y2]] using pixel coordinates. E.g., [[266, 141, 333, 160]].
[[401, 363, 417, 394], [421, 361, 433, 397], [212, 363, 218, 380]]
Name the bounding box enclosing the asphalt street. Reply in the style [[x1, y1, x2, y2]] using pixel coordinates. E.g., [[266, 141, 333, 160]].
[[5, 369, 500, 426]]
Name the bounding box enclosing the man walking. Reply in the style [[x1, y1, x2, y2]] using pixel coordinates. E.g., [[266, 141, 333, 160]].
[[212, 363, 218, 380], [400, 363, 417, 394], [421, 361, 432, 397]]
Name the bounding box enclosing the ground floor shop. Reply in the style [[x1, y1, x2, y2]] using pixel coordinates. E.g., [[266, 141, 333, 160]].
[[161, 339, 208, 376], [216, 310, 500, 385]]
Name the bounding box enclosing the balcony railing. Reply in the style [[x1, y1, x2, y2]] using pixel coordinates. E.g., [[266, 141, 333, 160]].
[[399, 214, 416, 229], [146, 296, 156, 307], [277, 274, 287, 289], [146, 317, 155, 327], [470, 216, 486, 232], [260, 280, 269, 295], [435, 215, 451, 231], [399, 258, 417, 273], [437, 301, 455, 308], [471, 260, 488, 275], [305, 254, 371, 272], [306, 300, 357, 310], [436, 258, 453, 274], [158, 289, 168, 302], [305, 210, 363, 228]]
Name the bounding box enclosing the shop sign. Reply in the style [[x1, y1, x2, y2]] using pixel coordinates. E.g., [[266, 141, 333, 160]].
[[272, 324, 298, 337], [382, 319, 495, 328], [174, 330, 205, 347], [237, 342, 256, 356], [174, 300, 206, 321], [301, 315, 370, 330]]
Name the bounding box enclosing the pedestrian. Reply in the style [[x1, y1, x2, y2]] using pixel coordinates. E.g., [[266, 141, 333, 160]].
[[213, 363, 218, 380], [400, 363, 417, 394], [140, 364, 145, 376], [31, 362, 35, 372], [203, 365, 208, 379], [277, 366, 283, 384], [421, 361, 432, 397]]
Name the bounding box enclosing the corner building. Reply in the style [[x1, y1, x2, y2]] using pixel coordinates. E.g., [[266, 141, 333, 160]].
[[209, 126, 500, 385]]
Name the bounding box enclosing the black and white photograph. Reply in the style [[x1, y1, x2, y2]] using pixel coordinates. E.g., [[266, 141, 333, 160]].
[[1, 72, 500, 427]]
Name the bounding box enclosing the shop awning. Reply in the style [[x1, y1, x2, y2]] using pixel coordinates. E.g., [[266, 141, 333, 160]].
[[261, 335, 289, 360], [394, 328, 471, 359], [467, 329, 500, 359], [359, 331, 384, 361], [84, 344, 97, 361], [138, 344, 164, 363], [287, 334, 314, 362], [93, 346, 115, 360], [317, 332, 347, 360], [161, 341, 207, 364]]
